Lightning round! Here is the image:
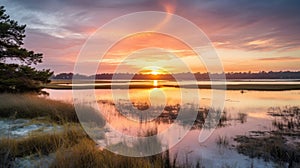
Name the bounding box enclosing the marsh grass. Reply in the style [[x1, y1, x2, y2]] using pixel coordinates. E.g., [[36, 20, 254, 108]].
[[216, 135, 229, 148], [0, 124, 88, 167], [100, 100, 241, 130], [51, 136, 196, 168], [234, 135, 300, 164], [0, 94, 78, 123], [52, 138, 169, 168], [269, 106, 300, 132], [234, 106, 300, 166]]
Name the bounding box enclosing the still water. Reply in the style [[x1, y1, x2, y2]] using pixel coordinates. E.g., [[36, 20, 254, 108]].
[[43, 83, 300, 167], [59, 79, 300, 87]]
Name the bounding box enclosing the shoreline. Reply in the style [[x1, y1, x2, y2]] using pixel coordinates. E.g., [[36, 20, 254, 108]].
[[44, 83, 300, 91]]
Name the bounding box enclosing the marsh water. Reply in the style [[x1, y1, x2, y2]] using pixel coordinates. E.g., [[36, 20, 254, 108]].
[[44, 80, 300, 167]]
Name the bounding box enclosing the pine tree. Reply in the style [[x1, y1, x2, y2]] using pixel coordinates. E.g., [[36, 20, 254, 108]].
[[0, 6, 53, 93]]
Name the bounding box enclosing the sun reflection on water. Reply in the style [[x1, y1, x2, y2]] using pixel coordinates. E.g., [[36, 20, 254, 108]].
[[153, 80, 158, 87]]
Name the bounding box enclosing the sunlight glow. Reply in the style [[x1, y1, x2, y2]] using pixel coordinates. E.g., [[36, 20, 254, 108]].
[[140, 66, 165, 75], [151, 71, 159, 75], [153, 80, 158, 86]]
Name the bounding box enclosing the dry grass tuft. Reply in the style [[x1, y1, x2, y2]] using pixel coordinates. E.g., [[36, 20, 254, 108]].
[[0, 94, 78, 123]]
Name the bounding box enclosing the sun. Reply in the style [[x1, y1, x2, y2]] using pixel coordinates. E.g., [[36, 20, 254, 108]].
[[140, 66, 166, 75], [151, 70, 159, 75]]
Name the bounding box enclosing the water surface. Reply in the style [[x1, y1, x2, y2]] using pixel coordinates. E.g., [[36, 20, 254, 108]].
[[43, 83, 300, 167]]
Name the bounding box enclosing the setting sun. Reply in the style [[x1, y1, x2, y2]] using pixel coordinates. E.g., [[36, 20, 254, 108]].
[[139, 66, 166, 75], [151, 70, 159, 75]]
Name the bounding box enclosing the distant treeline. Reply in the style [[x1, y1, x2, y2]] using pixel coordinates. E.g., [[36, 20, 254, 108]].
[[52, 71, 300, 80]]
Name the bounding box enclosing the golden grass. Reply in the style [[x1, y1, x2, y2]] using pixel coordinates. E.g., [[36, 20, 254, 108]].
[[0, 124, 88, 167], [0, 94, 78, 123], [51, 138, 167, 168], [0, 124, 175, 168]]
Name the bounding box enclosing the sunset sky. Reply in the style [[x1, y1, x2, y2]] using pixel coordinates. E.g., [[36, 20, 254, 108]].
[[2, 0, 300, 74]]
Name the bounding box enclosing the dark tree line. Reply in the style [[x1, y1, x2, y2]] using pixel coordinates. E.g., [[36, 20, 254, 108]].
[[52, 71, 300, 80]]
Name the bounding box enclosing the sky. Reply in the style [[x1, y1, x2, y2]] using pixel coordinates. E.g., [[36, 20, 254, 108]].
[[2, 0, 300, 74]]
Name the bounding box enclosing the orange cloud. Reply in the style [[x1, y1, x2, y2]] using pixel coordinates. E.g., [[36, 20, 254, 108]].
[[256, 56, 300, 62], [98, 32, 206, 74]]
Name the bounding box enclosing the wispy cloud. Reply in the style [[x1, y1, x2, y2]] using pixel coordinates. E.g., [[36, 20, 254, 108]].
[[256, 56, 300, 61], [2, 0, 300, 73], [179, 0, 300, 51]]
